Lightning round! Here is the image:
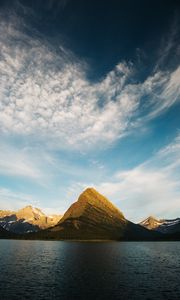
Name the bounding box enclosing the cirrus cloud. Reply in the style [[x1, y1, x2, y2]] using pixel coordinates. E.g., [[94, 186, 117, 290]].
[[0, 13, 179, 151]]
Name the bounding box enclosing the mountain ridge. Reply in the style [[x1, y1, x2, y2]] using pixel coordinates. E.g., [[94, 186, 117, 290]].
[[0, 206, 62, 234], [26, 188, 162, 241], [0, 188, 179, 240], [140, 216, 180, 234]]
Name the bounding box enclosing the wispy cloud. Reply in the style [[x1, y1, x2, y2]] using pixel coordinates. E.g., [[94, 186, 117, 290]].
[[0, 12, 179, 150], [0, 187, 39, 211], [131, 66, 180, 125], [95, 134, 180, 222], [0, 142, 44, 179], [154, 14, 180, 72], [0, 139, 64, 186]]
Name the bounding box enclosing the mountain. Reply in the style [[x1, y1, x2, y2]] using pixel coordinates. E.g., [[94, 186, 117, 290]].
[[139, 216, 162, 230], [2, 188, 178, 241], [0, 206, 62, 234], [140, 216, 180, 234], [30, 188, 160, 241]]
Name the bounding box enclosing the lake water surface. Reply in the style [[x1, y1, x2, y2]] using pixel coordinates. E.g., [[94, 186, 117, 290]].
[[0, 240, 179, 300]]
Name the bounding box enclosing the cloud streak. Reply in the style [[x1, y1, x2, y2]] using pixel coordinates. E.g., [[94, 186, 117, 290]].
[[0, 140, 64, 186], [0, 142, 45, 179], [0, 187, 39, 211]]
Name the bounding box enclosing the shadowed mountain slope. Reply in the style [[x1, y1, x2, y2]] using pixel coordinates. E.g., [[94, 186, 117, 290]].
[[0, 225, 17, 239]]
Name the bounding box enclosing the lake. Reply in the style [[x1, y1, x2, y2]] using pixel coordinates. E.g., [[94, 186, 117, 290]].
[[0, 240, 179, 299]]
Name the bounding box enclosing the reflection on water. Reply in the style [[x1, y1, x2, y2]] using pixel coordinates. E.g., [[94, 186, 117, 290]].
[[0, 240, 179, 299]]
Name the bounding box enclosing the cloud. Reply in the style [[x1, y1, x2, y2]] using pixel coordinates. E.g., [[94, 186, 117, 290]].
[[0, 140, 64, 186], [0, 142, 43, 179], [154, 15, 180, 72], [141, 67, 180, 120], [0, 12, 179, 151], [0, 187, 39, 211], [95, 134, 180, 222]]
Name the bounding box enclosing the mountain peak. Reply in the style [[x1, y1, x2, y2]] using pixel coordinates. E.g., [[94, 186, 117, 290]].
[[18, 205, 44, 214], [20, 205, 33, 212], [147, 216, 159, 222], [140, 216, 180, 234], [81, 187, 99, 194], [78, 187, 103, 201], [79, 187, 108, 201], [0, 206, 62, 234], [49, 188, 159, 241], [59, 188, 125, 224], [16, 206, 45, 221], [79, 187, 125, 216], [24, 205, 33, 209], [140, 216, 162, 230]]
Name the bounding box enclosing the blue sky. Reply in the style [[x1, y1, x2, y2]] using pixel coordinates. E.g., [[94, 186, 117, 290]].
[[0, 0, 180, 222]]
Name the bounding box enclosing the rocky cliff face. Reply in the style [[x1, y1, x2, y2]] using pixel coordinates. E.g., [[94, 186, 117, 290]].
[[0, 206, 62, 234]]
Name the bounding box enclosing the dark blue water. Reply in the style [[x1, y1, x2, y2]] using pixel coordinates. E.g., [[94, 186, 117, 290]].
[[0, 240, 179, 300]]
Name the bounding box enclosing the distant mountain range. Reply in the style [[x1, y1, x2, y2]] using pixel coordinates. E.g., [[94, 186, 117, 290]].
[[0, 188, 179, 241], [0, 206, 62, 234], [139, 216, 180, 234]]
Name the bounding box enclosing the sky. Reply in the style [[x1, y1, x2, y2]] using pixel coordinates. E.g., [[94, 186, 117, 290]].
[[0, 0, 180, 222]]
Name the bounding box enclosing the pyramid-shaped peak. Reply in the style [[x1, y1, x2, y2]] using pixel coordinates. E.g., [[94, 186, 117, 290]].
[[82, 187, 97, 193], [80, 187, 104, 199], [60, 187, 125, 223], [79, 187, 111, 204], [78, 188, 122, 212]]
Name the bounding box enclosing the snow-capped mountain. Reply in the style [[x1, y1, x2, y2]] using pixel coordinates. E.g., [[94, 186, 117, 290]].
[[0, 206, 62, 234], [139, 216, 180, 234]]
